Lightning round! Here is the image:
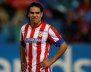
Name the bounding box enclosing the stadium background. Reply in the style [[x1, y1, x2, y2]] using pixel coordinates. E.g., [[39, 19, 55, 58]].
[[0, 0, 91, 72]]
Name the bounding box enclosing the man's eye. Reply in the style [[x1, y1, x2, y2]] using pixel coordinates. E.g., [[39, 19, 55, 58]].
[[36, 12, 40, 14], [30, 12, 40, 14], [30, 12, 34, 14]]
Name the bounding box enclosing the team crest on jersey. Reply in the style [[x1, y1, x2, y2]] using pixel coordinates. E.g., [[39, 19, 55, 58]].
[[38, 31, 43, 37]]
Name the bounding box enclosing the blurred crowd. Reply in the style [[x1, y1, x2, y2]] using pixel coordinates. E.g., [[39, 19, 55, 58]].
[[0, 0, 91, 44]]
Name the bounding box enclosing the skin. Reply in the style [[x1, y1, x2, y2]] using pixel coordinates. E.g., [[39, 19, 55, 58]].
[[20, 45, 26, 72], [20, 6, 43, 72], [20, 6, 68, 72], [38, 42, 67, 70], [28, 6, 43, 27]]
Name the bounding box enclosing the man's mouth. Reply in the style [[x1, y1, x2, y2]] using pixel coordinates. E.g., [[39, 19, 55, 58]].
[[32, 17, 37, 20]]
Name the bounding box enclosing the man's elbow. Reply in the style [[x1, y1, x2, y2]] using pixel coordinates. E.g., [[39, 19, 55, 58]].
[[64, 42, 68, 49], [61, 41, 68, 50]]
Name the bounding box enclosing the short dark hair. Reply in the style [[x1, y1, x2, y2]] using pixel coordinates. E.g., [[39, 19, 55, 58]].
[[26, 2, 44, 20], [28, 2, 43, 12]]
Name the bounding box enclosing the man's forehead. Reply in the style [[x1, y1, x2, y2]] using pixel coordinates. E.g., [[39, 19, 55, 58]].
[[30, 6, 41, 12]]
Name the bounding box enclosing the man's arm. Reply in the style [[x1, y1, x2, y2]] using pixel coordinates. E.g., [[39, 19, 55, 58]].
[[20, 45, 26, 63], [49, 41, 67, 64], [20, 43, 26, 72], [38, 41, 68, 69]]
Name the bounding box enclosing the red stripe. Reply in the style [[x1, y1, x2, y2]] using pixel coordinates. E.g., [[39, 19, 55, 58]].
[[24, 24, 29, 39], [45, 66, 52, 72], [50, 26, 61, 39], [36, 23, 46, 72], [48, 34, 55, 43], [49, 67, 52, 72], [28, 28, 36, 72], [45, 68, 49, 72], [44, 42, 50, 60]]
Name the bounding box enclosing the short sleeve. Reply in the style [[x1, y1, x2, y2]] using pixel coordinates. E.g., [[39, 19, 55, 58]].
[[20, 28, 24, 41], [48, 26, 64, 47], [20, 26, 26, 47]]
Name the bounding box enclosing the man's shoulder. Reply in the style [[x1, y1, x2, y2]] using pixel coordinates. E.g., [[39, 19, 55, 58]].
[[43, 22, 51, 27]]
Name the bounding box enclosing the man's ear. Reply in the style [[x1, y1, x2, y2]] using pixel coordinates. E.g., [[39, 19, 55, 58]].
[[41, 12, 43, 17], [28, 14, 29, 17]]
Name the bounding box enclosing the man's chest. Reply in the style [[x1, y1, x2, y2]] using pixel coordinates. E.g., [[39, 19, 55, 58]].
[[23, 28, 48, 43]]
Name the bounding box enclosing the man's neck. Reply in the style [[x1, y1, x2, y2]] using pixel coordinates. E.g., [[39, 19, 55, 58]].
[[30, 21, 41, 27]]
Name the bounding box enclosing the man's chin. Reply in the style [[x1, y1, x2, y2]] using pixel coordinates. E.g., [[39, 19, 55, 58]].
[[32, 21, 38, 24]]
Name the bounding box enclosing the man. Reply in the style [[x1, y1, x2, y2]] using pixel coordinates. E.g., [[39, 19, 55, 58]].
[[20, 2, 68, 72]]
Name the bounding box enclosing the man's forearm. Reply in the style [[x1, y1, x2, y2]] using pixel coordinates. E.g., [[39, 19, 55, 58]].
[[20, 45, 27, 72], [49, 42, 68, 64], [20, 45, 26, 63]]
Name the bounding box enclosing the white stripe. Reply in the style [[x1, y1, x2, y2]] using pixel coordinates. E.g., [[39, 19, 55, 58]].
[[25, 26, 31, 64], [49, 66, 52, 72], [40, 24, 49, 61], [32, 26, 41, 72], [40, 25, 50, 72], [42, 24, 49, 42], [21, 24, 29, 72], [40, 42, 46, 62], [40, 43, 46, 72], [32, 43, 37, 72], [20, 24, 27, 40], [40, 24, 49, 62], [49, 28, 59, 42]]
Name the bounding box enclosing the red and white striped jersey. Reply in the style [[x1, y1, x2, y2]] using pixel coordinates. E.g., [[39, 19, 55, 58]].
[[20, 22, 64, 72]]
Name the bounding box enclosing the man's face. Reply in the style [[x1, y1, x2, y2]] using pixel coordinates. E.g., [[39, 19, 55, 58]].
[[28, 6, 43, 24]]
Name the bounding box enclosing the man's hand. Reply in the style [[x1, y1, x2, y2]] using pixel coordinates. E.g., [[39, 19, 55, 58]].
[[21, 62, 27, 72], [38, 59, 52, 70]]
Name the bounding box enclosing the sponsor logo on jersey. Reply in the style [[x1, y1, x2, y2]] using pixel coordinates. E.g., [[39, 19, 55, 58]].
[[25, 38, 42, 43]]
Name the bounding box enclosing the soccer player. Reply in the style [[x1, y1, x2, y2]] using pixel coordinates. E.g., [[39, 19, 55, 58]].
[[20, 2, 68, 72]]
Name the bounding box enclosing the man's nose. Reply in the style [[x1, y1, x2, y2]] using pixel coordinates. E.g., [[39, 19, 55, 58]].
[[33, 13, 37, 16]]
